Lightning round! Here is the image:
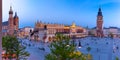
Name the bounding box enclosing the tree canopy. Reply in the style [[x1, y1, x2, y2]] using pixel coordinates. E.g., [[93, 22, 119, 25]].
[[2, 36, 30, 60], [45, 34, 87, 60]]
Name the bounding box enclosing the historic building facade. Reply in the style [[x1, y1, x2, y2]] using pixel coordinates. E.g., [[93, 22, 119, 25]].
[[30, 21, 87, 42], [96, 7, 104, 37], [17, 26, 34, 39], [2, 6, 19, 36]]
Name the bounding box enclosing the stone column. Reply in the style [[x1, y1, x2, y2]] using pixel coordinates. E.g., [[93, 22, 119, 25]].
[[0, 0, 2, 60]]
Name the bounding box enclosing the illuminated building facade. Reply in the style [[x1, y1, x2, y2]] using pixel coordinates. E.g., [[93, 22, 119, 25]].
[[31, 21, 87, 42]]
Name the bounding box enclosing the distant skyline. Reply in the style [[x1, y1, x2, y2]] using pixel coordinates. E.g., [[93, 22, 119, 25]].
[[3, 0, 120, 28]]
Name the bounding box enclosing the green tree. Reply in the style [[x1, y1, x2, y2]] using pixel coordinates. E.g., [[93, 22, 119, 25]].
[[86, 47, 92, 60], [2, 36, 30, 60], [15, 43, 30, 60], [86, 47, 91, 53], [86, 54, 92, 60], [45, 34, 86, 60], [2, 36, 17, 59], [116, 57, 119, 60]]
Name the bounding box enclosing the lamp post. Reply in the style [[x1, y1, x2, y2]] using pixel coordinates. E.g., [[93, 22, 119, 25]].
[[78, 40, 82, 48], [97, 48, 100, 60], [0, 0, 2, 60], [72, 35, 77, 46]]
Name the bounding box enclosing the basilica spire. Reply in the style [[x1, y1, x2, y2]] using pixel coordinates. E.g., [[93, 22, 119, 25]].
[[14, 12, 18, 19], [9, 6, 13, 14]]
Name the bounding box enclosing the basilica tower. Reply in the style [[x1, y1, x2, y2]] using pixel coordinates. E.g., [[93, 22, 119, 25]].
[[96, 7, 104, 37], [8, 6, 14, 35], [14, 12, 19, 32]]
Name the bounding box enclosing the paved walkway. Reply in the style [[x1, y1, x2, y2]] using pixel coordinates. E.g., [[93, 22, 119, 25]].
[[20, 37, 120, 60], [27, 47, 47, 60]]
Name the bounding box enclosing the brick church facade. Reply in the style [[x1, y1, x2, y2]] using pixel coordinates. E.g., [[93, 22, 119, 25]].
[[2, 6, 19, 36]]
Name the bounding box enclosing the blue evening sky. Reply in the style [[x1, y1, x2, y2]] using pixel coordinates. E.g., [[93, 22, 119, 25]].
[[3, 0, 120, 28]]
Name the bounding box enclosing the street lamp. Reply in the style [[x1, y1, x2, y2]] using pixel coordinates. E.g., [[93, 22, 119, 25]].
[[66, 40, 70, 47], [72, 35, 76, 46], [78, 40, 82, 48], [97, 48, 100, 60], [66, 44, 70, 47]]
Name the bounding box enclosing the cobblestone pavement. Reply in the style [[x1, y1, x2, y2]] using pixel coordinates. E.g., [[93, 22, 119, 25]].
[[20, 37, 120, 60]]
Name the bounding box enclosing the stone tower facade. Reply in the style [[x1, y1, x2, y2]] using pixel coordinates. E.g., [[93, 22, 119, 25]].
[[96, 7, 104, 37], [14, 12, 19, 34], [8, 6, 14, 35], [8, 6, 19, 35]]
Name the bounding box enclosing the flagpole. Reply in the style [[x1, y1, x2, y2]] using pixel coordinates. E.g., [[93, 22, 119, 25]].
[[0, 0, 2, 60]]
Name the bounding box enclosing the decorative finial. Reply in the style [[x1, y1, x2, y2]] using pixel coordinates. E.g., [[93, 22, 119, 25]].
[[15, 12, 17, 16], [9, 6, 13, 14], [97, 5, 102, 16], [10, 6, 12, 11], [98, 5, 102, 12]]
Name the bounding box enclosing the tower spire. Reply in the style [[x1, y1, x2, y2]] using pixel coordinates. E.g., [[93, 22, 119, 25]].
[[15, 12, 17, 17], [97, 7, 102, 16], [99, 7, 101, 12], [9, 6, 13, 14], [14, 12, 18, 19], [99, 5, 101, 11], [10, 6, 12, 11]]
